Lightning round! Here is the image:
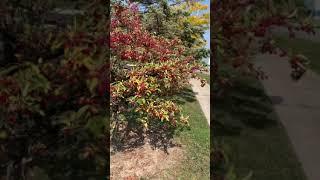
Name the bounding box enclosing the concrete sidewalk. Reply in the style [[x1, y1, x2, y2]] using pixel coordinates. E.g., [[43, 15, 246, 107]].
[[189, 78, 210, 126], [256, 54, 320, 180]]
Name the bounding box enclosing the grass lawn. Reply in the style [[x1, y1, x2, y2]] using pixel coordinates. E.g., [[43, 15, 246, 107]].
[[197, 72, 210, 84], [110, 86, 209, 179], [214, 67, 307, 179], [160, 87, 210, 179], [312, 19, 320, 29], [275, 36, 320, 73]]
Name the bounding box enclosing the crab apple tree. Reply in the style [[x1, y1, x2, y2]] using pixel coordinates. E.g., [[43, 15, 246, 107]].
[[110, 2, 207, 135]]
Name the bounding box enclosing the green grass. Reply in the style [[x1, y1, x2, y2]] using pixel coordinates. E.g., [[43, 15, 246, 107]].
[[214, 70, 307, 180], [197, 73, 210, 84], [312, 19, 320, 29], [176, 88, 210, 179], [160, 87, 210, 179], [275, 36, 320, 73]]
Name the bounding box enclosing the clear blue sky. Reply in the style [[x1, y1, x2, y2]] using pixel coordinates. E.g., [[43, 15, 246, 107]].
[[202, 0, 210, 65], [203, 0, 210, 49]]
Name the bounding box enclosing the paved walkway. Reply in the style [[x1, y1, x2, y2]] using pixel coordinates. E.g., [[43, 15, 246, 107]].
[[256, 54, 320, 180], [190, 78, 210, 126]]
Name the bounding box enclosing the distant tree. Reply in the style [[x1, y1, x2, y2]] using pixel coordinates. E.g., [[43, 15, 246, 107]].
[[138, 0, 210, 61]]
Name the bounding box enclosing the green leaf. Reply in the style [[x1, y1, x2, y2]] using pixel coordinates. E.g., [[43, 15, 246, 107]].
[[85, 116, 106, 138], [0, 130, 7, 140], [288, 8, 297, 18], [51, 40, 63, 51], [242, 172, 253, 180], [225, 166, 237, 180], [87, 78, 98, 94], [82, 57, 95, 70], [22, 83, 31, 97], [39, 110, 45, 116], [76, 105, 90, 119], [59, 111, 74, 126], [137, 98, 145, 105], [28, 166, 50, 180], [29, 104, 46, 116], [0, 64, 20, 76]]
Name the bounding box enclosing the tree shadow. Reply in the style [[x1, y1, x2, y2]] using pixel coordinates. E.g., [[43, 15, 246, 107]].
[[111, 121, 182, 155], [146, 122, 183, 154], [174, 87, 197, 105], [110, 123, 146, 153], [213, 77, 279, 137], [270, 95, 284, 105], [111, 87, 196, 154]]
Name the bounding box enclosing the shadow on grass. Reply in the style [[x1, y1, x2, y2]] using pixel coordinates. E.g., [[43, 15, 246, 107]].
[[213, 76, 279, 137], [212, 75, 308, 180], [270, 95, 284, 105], [212, 60, 308, 180], [111, 120, 184, 155], [111, 88, 196, 154], [174, 87, 197, 105]]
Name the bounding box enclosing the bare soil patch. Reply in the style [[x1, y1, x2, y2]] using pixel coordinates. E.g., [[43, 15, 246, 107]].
[[110, 142, 184, 179], [110, 122, 185, 179]]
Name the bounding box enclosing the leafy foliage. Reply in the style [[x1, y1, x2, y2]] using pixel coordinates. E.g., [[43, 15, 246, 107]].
[[142, 0, 210, 61], [212, 0, 314, 83], [110, 2, 207, 142], [0, 0, 109, 179], [212, 0, 315, 179]]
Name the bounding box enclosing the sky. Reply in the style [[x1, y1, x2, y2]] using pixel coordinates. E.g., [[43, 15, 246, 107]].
[[191, 0, 210, 49], [203, 0, 210, 65], [188, 0, 210, 64], [203, 0, 210, 50]]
